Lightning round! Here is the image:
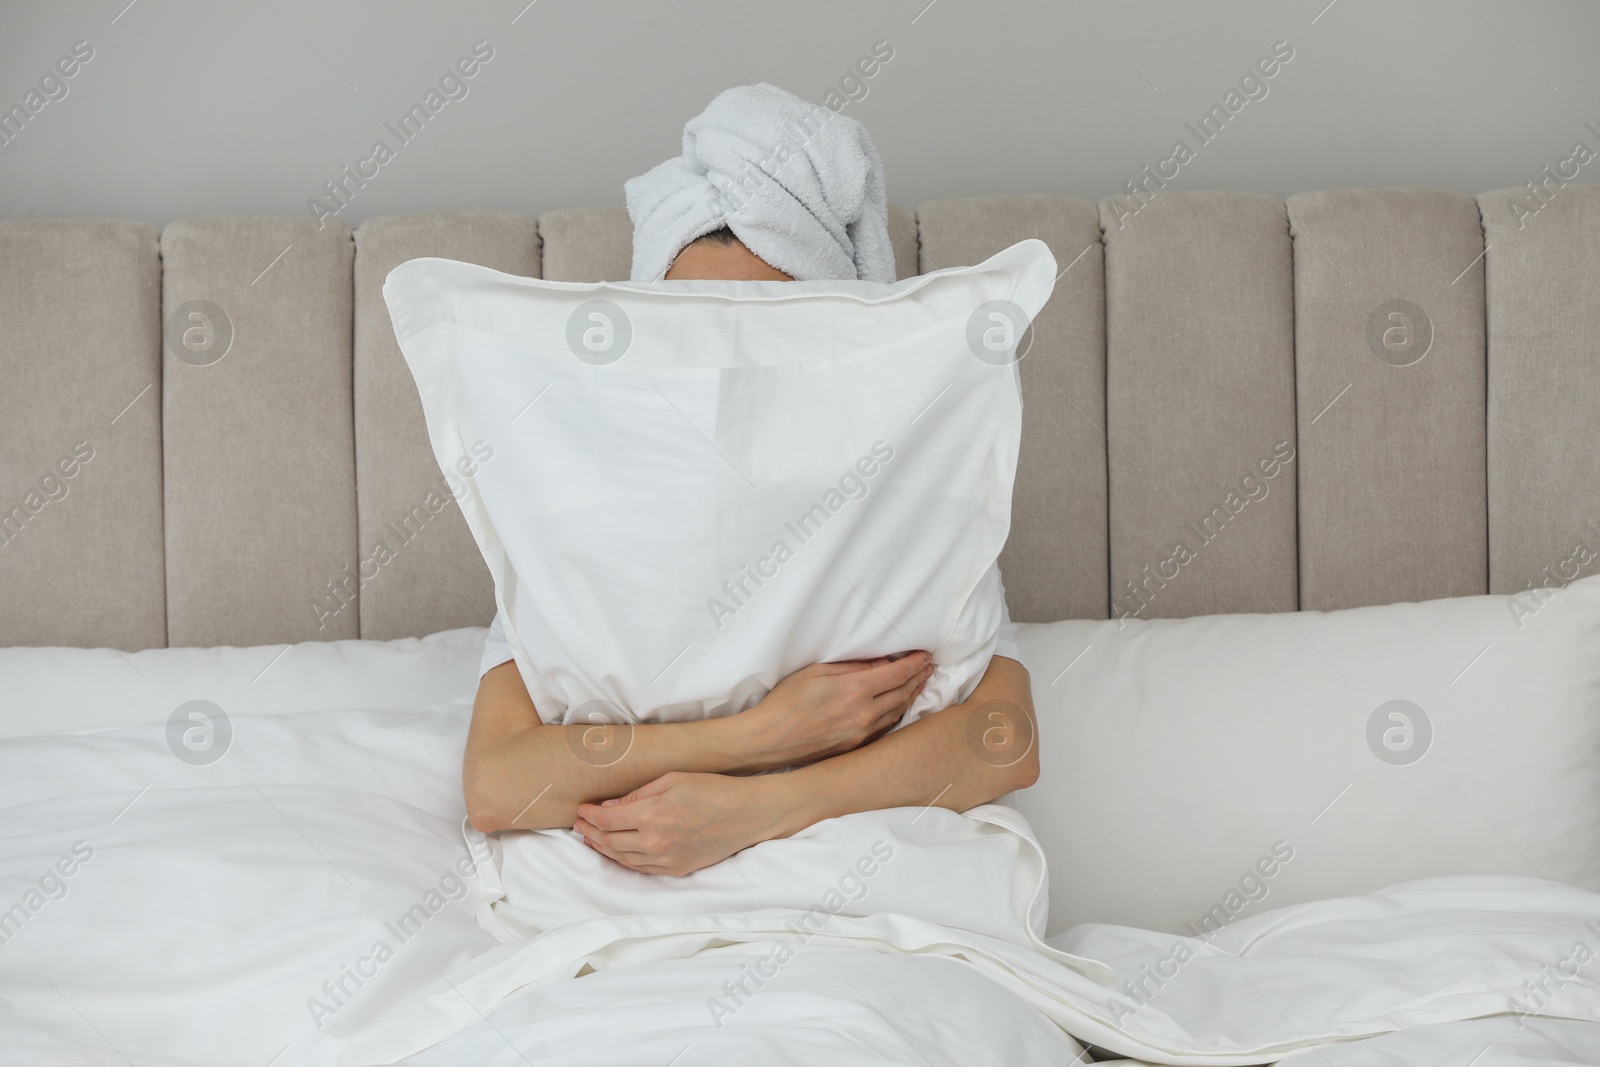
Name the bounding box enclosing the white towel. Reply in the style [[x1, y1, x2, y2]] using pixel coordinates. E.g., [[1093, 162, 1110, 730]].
[[624, 82, 896, 283]]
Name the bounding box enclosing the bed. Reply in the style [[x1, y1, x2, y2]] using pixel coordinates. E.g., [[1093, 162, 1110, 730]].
[[3, 185, 1599, 1064]]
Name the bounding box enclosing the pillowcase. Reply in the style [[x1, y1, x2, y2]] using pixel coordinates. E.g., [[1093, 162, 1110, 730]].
[[0, 626, 486, 739], [383, 240, 1057, 726], [1012, 575, 1600, 936]]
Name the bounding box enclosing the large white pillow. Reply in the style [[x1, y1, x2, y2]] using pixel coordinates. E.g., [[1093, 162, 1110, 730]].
[[1013, 575, 1600, 935], [383, 240, 1056, 725], [0, 626, 486, 739]]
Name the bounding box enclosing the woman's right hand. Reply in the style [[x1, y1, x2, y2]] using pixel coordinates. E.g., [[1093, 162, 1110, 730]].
[[732, 652, 935, 771]]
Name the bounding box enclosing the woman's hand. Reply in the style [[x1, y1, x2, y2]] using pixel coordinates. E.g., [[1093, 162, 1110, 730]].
[[729, 652, 935, 771], [573, 771, 784, 876]]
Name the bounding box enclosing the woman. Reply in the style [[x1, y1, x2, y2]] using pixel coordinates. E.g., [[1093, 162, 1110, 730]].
[[463, 85, 1039, 876]]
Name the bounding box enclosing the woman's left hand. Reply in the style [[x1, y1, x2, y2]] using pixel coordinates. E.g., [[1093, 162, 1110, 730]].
[[573, 771, 790, 876]]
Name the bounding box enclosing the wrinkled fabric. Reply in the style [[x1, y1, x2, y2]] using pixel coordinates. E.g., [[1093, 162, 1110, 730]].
[[5, 700, 1600, 1067]]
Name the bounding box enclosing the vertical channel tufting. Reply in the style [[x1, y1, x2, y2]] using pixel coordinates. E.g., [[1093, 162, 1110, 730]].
[[1289, 189, 1488, 610], [1100, 190, 1298, 621], [886, 203, 919, 282], [537, 206, 634, 283], [0, 220, 166, 649], [11, 186, 1576, 652], [161, 217, 357, 647], [353, 212, 540, 640], [917, 195, 1109, 622], [1478, 184, 1600, 600]]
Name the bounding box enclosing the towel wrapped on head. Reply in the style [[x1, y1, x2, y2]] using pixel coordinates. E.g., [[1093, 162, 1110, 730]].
[[624, 82, 896, 283]]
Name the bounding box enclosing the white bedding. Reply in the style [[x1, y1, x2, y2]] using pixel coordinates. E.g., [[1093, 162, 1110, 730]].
[[0, 625, 487, 739], [3, 688, 1599, 1066], [394, 949, 1087, 1066], [0, 702, 498, 1065], [1014, 574, 1600, 934]]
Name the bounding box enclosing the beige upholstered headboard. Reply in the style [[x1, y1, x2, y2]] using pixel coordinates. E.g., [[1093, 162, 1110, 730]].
[[2, 188, 1597, 651]]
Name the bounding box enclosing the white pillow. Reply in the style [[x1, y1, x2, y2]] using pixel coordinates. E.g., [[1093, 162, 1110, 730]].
[[0, 626, 486, 739], [1013, 575, 1600, 935], [384, 240, 1056, 725]]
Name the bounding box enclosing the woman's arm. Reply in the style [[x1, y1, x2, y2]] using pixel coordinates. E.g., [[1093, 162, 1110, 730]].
[[465, 661, 747, 833], [767, 653, 1038, 828], [572, 654, 1038, 875], [463, 652, 935, 833]]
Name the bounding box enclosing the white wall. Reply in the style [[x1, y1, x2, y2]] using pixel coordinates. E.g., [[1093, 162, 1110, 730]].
[[2, 0, 1597, 226]]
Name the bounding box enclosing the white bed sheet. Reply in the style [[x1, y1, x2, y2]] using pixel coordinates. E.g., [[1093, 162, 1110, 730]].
[[3, 652, 1600, 1066]]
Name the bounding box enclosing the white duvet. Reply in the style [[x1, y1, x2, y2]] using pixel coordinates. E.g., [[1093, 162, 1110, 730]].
[[3, 697, 1600, 1065]]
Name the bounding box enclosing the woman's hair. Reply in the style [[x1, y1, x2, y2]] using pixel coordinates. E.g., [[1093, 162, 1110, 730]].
[[695, 226, 740, 246]]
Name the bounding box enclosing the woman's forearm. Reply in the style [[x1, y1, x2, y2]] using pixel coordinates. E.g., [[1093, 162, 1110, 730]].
[[465, 661, 766, 832], [761, 655, 1039, 836], [466, 652, 932, 833], [466, 719, 765, 833], [567, 655, 1039, 876]]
